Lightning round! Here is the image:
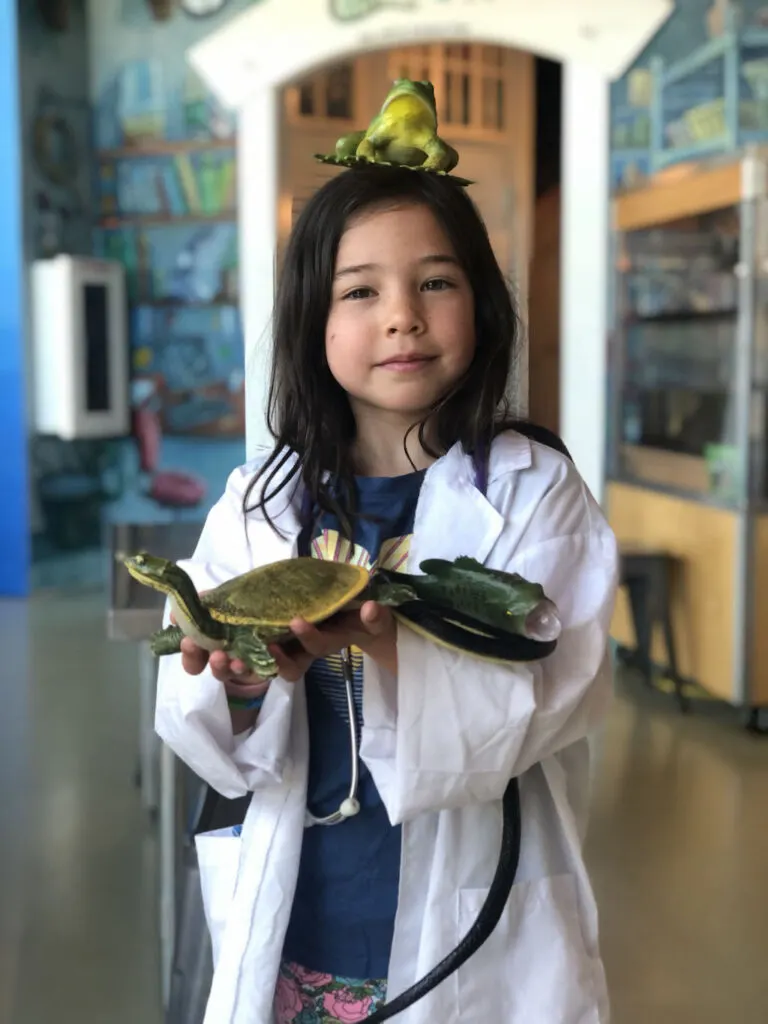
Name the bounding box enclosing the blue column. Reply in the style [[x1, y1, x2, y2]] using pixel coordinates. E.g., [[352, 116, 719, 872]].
[[0, 0, 28, 597]]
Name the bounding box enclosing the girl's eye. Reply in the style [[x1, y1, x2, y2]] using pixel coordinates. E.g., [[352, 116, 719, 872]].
[[422, 278, 454, 292], [343, 286, 375, 300]]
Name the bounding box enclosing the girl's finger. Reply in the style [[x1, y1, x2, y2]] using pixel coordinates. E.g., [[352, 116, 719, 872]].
[[223, 679, 271, 699], [211, 656, 269, 689], [289, 617, 337, 657], [270, 643, 313, 683], [209, 650, 247, 684], [359, 601, 393, 634], [180, 637, 209, 675]]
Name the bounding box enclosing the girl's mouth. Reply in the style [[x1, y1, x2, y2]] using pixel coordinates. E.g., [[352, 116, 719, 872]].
[[377, 354, 436, 372]]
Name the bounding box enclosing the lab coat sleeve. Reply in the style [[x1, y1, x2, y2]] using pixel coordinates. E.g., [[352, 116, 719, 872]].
[[360, 465, 619, 824], [154, 466, 297, 800]]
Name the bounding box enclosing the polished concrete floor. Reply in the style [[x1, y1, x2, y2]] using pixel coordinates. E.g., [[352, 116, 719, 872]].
[[0, 590, 162, 1024], [0, 589, 766, 1024]]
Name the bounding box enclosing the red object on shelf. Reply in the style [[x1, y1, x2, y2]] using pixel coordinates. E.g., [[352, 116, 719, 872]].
[[134, 406, 161, 475], [133, 406, 206, 509], [149, 470, 206, 506]]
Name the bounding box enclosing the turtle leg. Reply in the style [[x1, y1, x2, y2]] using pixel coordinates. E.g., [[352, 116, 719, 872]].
[[150, 625, 185, 657], [229, 630, 279, 680]]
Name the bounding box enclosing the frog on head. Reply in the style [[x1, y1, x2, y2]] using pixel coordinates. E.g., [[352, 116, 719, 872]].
[[332, 77, 459, 173]]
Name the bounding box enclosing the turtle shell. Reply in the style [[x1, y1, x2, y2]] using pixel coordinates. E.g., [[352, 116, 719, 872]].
[[203, 557, 370, 627]]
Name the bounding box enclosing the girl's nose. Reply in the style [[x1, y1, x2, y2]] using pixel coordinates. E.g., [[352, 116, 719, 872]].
[[386, 296, 425, 336]]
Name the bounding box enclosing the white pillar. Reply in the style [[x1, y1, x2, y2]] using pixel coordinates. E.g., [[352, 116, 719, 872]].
[[239, 87, 280, 458], [560, 62, 610, 504]]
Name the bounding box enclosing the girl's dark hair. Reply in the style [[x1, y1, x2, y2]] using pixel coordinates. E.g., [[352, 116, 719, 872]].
[[243, 163, 521, 534]]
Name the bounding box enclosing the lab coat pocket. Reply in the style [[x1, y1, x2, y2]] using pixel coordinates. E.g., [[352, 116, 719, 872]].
[[456, 874, 600, 1023], [195, 826, 243, 968]]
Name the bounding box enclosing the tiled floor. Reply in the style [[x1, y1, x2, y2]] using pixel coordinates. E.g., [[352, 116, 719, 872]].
[[0, 588, 766, 1023]]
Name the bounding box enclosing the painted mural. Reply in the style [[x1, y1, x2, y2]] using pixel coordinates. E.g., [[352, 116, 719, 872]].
[[20, 0, 264, 589], [86, 0, 260, 534], [91, 0, 257, 458], [611, 0, 768, 192]]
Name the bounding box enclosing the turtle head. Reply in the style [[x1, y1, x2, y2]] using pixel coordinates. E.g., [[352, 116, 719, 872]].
[[121, 551, 187, 595], [121, 551, 212, 637]]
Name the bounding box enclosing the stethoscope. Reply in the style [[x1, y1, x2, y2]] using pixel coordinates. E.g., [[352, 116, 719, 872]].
[[301, 448, 489, 830], [289, 434, 565, 1021], [305, 646, 362, 827]]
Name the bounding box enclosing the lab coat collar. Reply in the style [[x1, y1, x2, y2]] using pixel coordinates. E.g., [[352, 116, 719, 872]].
[[245, 433, 532, 566], [408, 437, 528, 567]]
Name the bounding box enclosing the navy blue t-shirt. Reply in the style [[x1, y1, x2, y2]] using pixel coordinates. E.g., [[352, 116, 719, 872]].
[[282, 470, 425, 978]]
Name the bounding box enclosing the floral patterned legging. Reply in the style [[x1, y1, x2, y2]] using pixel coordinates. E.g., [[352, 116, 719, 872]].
[[274, 960, 387, 1023]]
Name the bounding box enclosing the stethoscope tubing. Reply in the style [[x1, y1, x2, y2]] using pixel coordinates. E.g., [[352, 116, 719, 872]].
[[304, 646, 361, 827]]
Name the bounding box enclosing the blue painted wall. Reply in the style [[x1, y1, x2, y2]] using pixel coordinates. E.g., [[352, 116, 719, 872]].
[[0, 0, 29, 597], [19, 2, 99, 591]]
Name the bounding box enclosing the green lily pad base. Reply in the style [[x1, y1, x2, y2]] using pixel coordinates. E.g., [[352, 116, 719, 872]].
[[314, 153, 474, 187]]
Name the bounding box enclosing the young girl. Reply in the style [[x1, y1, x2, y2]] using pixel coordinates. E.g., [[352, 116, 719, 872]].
[[155, 162, 618, 1024]]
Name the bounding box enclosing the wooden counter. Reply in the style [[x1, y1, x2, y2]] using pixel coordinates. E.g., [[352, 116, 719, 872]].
[[608, 481, 768, 706], [607, 481, 739, 702], [750, 516, 768, 706]]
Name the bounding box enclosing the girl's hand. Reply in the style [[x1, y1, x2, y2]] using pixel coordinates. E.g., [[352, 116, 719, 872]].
[[171, 597, 271, 700], [179, 638, 272, 702], [172, 598, 397, 694], [273, 601, 398, 678]]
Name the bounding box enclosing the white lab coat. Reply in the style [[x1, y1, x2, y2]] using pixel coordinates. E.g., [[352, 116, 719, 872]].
[[155, 431, 619, 1024]]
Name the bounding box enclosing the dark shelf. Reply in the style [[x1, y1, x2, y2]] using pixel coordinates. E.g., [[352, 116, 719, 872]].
[[133, 298, 239, 309], [99, 138, 237, 160], [624, 383, 731, 394], [625, 308, 737, 325], [99, 211, 237, 229]]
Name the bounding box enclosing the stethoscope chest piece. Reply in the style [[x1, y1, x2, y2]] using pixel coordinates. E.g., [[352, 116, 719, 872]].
[[339, 797, 361, 818], [305, 645, 361, 828]]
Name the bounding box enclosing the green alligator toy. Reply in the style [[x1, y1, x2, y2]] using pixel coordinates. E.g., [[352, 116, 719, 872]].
[[121, 552, 560, 679]]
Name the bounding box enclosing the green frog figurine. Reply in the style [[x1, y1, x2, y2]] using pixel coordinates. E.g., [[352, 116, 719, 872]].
[[317, 78, 464, 177]]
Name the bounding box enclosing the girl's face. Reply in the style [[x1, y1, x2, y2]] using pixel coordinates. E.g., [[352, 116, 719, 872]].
[[325, 202, 476, 424]]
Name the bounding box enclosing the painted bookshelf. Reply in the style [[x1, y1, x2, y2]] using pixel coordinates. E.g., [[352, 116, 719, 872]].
[[95, 136, 239, 307], [611, 8, 768, 190], [97, 137, 238, 228]]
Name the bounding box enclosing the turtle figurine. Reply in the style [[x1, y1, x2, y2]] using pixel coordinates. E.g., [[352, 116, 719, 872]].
[[122, 553, 391, 679], [121, 552, 562, 679]]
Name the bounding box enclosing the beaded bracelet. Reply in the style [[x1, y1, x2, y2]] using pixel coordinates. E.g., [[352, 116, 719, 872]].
[[227, 692, 266, 711]]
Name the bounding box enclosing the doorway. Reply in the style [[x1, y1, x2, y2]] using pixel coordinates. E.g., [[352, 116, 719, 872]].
[[527, 56, 562, 435], [279, 44, 535, 411], [279, 47, 562, 428]]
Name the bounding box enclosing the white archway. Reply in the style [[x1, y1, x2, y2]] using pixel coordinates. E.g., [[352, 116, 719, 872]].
[[190, 1, 672, 102], [188, 0, 672, 500]]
